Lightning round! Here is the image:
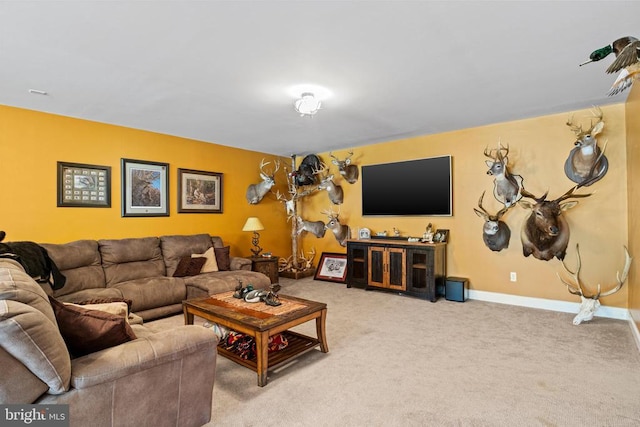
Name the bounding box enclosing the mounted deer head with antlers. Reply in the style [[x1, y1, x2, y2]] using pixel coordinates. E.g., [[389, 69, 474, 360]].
[[246, 159, 280, 204], [315, 163, 344, 205], [322, 206, 350, 247], [295, 216, 326, 238], [484, 142, 524, 208], [519, 183, 593, 261], [557, 244, 632, 325], [564, 106, 609, 186], [330, 150, 359, 184], [473, 191, 513, 252]]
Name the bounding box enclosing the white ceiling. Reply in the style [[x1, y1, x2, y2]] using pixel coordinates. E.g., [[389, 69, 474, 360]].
[[1, 1, 638, 156]]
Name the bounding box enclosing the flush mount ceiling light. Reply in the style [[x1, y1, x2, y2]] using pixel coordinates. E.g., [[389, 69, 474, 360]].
[[294, 92, 321, 117]]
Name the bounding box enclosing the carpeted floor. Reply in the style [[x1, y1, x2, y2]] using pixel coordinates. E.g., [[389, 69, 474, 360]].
[[149, 277, 640, 426]]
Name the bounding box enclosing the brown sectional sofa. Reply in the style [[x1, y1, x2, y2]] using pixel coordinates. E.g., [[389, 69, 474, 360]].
[[41, 233, 271, 320], [0, 257, 217, 426]]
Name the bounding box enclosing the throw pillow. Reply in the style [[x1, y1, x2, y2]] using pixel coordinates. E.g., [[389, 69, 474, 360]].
[[173, 256, 207, 277], [63, 301, 130, 323], [49, 297, 137, 358], [214, 246, 231, 271], [74, 297, 133, 314], [192, 247, 218, 273]]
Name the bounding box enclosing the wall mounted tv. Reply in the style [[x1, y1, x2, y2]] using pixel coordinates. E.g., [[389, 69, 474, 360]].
[[361, 155, 452, 216]]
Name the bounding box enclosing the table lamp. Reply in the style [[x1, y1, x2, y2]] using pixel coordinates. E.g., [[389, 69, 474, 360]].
[[242, 217, 265, 256]]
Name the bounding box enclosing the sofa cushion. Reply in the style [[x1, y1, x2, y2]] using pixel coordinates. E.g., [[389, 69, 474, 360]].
[[184, 270, 271, 298], [50, 297, 137, 358], [64, 301, 130, 322], [173, 256, 207, 277], [41, 240, 106, 297], [99, 237, 165, 286], [192, 247, 218, 273], [0, 264, 58, 325], [160, 234, 213, 276], [55, 287, 124, 304], [214, 246, 231, 271], [112, 277, 186, 312], [0, 346, 49, 403], [0, 297, 71, 394]]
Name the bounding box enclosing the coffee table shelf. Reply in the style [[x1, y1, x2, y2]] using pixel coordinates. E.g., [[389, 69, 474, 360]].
[[218, 330, 321, 371]]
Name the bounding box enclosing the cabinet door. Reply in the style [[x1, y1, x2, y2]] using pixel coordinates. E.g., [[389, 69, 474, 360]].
[[387, 247, 406, 291], [368, 246, 386, 287], [347, 243, 368, 288]]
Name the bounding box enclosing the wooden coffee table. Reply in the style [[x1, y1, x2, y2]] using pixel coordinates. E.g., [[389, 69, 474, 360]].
[[182, 291, 328, 386]]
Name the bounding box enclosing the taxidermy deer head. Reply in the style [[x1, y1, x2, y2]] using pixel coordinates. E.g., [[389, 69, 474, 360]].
[[484, 142, 523, 208], [557, 244, 632, 325], [519, 183, 593, 261], [473, 191, 513, 252], [330, 150, 359, 184], [322, 207, 350, 247], [246, 159, 280, 204], [564, 106, 608, 186], [316, 163, 344, 205]]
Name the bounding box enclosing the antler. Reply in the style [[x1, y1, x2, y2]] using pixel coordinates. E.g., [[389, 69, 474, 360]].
[[557, 244, 587, 297], [483, 141, 509, 161], [259, 158, 280, 177], [519, 187, 548, 203], [554, 184, 592, 204], [566, 106, 604, 138], [321, 204, 340, 219], [557, 244, 632, 299]]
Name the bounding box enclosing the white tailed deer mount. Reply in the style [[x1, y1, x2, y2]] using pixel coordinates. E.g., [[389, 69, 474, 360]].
[[473, 191, 513, 252], [246, 159, 280, 204], [330, 151, 359, 184], [564, 106, 609, 186], [484, 142, 524, 207], [322, 207, 350, 247], [295, 216, 326, 238], [519, 184, 593, 261], [557, 244, 632, 325], [315, 163, 344, 205]]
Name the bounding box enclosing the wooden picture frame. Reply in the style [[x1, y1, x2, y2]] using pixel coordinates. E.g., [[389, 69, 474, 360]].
[[314, 252, 348, 283], [57, 161, 111, 207], [121, 158, 169, 217], [434, 229, 449, 243], [177, 168, 223, 213]]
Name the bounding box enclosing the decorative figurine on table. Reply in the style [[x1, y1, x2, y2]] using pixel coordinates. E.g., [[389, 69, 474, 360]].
[[393, 227, 400, 237], [580, 36, 640, 95], [233, 280, 254, 299], [422, 223, 434, 243]]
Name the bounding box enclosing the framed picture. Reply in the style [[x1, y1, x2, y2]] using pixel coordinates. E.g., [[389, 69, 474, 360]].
[[177, 168, 223, 213], [434, 229, 449, 243], [314, 252, 348, 283], [121, 158, 169, 217], [358, 227, 371, 239], [57, 161, 111, 207]]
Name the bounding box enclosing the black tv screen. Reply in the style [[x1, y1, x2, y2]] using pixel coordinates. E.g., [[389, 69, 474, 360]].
[[361, 156, 452, 216]]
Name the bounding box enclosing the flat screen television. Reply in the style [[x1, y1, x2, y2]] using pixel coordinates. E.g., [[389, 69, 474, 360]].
[[361, 155, 452, 216]]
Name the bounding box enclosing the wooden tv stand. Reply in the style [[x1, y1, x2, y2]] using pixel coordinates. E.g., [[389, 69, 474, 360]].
[[346, 239, 447, 302]]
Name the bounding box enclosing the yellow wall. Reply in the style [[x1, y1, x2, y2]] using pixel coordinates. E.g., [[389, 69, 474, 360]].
[[626, 84, 640, 327], [303, 104, 629, 307], [0, 105, 291, 258]]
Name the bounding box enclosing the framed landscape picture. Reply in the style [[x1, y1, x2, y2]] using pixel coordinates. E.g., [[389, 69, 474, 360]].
[[177, 168, 223, 213], [121, 158, 169, 217], [57, 161, 111, 207], [314, 252, 348, 283]]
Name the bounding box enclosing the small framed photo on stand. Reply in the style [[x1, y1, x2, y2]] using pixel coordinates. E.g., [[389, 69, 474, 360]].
[[434, 229, 449, 243]]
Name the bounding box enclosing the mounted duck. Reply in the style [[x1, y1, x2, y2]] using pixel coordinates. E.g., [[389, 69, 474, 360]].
[[580, 36, 640, 95]]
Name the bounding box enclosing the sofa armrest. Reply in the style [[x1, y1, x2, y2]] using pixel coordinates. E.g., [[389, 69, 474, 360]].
[[69, 326, 217, 389], [230, 256, 252, 271]]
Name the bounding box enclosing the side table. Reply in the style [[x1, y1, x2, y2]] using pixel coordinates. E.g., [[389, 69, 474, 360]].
[[251, 256, 279, 284]]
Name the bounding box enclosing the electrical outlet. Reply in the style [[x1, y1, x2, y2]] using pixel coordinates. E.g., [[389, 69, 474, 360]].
[[510, 272, 517, 282]]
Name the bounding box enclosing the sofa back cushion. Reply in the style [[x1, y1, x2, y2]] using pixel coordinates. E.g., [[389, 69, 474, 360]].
[[160, 234, 213, 277], [99, 237, 165, 286], [0, 264, 71, 395], [41, 240, 105, 297]]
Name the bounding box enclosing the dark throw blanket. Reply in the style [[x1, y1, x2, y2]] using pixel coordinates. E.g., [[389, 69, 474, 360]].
[[0, 231, 66, 290]]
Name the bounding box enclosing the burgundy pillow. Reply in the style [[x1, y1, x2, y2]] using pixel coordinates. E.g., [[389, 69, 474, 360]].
[[215, 246, 231, 271], [49, 297, 137, 357], [173, 256, 207, 277]]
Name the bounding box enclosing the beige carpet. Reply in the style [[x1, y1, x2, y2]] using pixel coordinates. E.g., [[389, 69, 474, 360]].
[[149, 277, 640, 426]]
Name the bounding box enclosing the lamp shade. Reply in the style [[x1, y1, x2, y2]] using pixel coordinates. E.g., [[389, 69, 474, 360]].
[[242, 217, 264, 232]]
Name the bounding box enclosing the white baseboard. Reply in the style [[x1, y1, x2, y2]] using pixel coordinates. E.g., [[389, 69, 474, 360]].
[[630, 317, 640, 353], [467, 289, 630, 321]]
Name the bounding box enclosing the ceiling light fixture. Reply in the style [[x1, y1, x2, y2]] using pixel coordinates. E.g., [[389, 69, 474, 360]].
[[294, 92, 321, 117]]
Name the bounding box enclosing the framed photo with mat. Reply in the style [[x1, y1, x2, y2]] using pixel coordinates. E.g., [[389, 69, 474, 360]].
[[314, 252, 348, 283], [57, 161, 111, 207], [121, 158, 169, 217]]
